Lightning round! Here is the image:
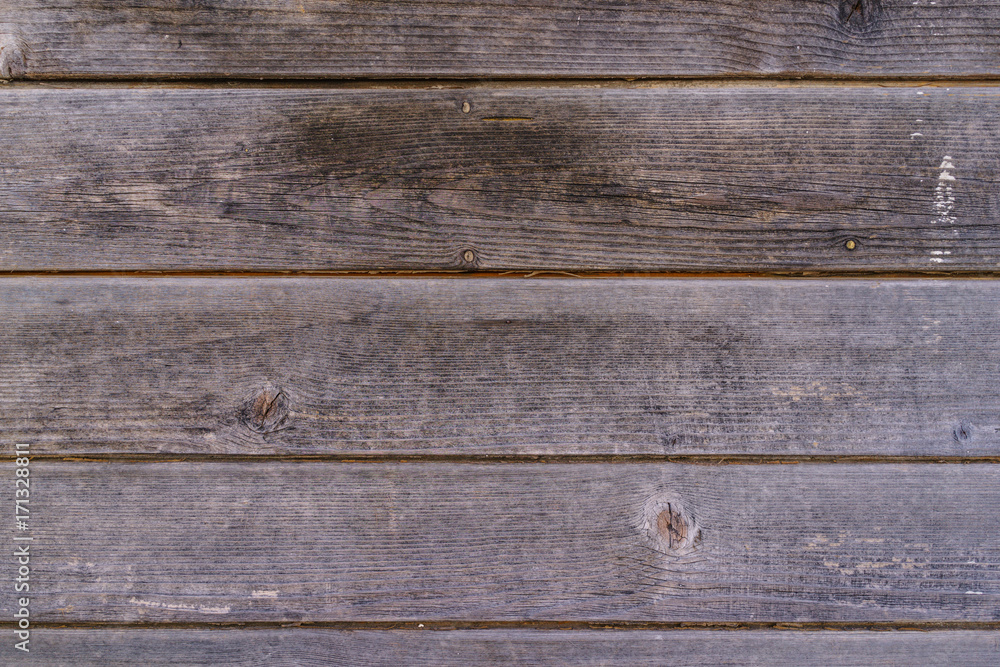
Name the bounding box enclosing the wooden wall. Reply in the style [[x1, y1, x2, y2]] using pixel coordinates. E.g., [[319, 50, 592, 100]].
[[2, 1, 999, 663]]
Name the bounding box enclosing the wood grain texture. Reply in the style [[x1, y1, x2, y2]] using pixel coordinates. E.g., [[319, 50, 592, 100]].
[[10, 629, 1000, 665], [5, 1, 1000, 78], [5, 277, 1000, 457], [2, 87, 1000, 272], [6, 461, 1000, 622]]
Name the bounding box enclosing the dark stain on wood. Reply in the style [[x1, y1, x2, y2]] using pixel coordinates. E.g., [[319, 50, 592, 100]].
[[2, 88, 1000, 272]]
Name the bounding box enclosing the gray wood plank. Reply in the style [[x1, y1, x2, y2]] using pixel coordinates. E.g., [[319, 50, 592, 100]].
[[6, 461, 1000, 622], [10, 629, 1000, 665], [6, 1, 1000, 78], [1, 86, 1000, 272], [5, 277, 1000, 457]]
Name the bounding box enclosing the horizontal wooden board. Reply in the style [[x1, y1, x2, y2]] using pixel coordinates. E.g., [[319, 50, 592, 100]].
[[10, 629, 1000, 665], [1, 87, 1000, 272], [5, 277, 1000, 457], [5, 1, 1000, 78], [5, 461, 1000, 622]]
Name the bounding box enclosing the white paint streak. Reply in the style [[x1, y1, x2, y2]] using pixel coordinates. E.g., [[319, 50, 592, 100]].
[[251, 590, 279, 598], [965, 591, 984, 595], [933, 155, 956, 226], [910, 132, 924, 138], [128, 597, 231, 615]]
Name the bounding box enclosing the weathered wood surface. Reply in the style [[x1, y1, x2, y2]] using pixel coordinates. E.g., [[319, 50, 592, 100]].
[[6, 461, 999, 622], [1, 87, 999, 272], [10, 629, 1000, 666], [5, 278, 1000, 457], [5, 1, 1000, 78]]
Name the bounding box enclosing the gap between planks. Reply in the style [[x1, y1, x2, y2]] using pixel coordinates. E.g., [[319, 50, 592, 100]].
[[4, 620, 1000, 631], [5, 270, 1000, 280], [39, 454, 1000, 464]]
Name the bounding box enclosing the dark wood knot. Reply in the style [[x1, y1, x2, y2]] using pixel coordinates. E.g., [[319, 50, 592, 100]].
[[239, 385, 290, 434], [838, 0, 885, 32]]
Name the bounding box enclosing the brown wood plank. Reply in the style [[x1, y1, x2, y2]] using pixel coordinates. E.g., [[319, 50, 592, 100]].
[[5, 1, 1000, 78], [5, 277, 1000, 457], [7, 461, 1000, 622], [1, 86, 999, 273], [11, 629, 1000, 665]]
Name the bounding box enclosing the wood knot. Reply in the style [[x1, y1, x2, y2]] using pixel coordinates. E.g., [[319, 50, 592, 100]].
[[641, 496, 700, 555], [953, 423, 973, 442], [0, 27, 27, 79], [239, 385, 290, 434], [838, 0, 885, 32], [460, 249, 478, 267], [657, 505, 692, 550]]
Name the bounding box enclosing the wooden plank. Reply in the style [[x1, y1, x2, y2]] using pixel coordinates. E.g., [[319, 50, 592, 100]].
[[6, 1, 1000, 78], [7, 461, 1000, 622], [5, 277, 1000, 457], [12, 629, 1000, 665], [2, 86, 999, 273]]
